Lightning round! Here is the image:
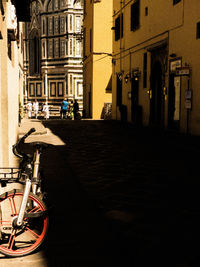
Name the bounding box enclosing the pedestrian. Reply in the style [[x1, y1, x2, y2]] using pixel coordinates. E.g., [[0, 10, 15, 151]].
[[43, 102, 49, 120], [26, 101, 32, 119], [33, 99, 39, 119], [69, 100, 74, 120], [60, 98, 69, 119], [73, 99, 79, 120]]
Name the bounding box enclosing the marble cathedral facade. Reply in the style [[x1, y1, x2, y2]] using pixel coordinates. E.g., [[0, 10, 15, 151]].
[[23, 0, 83, 112]]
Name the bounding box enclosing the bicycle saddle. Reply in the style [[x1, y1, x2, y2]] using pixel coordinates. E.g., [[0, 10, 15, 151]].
[[29, 141, 49, 149]]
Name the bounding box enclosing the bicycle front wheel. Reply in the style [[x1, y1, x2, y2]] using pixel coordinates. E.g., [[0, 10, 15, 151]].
[[0, 190, 49, 257]]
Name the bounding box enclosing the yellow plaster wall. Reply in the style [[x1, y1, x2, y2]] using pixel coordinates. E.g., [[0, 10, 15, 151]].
[[83, 0, 112, 119], [0, 1, 19, 167]]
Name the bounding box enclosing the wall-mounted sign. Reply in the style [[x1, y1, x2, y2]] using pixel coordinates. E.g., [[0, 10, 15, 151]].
[[185, 90, 192, 109], [185, 100, 192, 109], [176, 67, 190, 76], [170, 59, 181, 72], [185, 90, 192, 100]]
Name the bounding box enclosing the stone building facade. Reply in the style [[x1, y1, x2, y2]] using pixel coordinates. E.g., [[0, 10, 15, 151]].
[[24, 0, 83, 112], [0, 0, 28, 167], [112, 0, 200, 135]]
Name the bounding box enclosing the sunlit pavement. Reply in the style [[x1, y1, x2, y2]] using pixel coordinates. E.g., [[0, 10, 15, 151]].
[[1, 118, 200, 266]]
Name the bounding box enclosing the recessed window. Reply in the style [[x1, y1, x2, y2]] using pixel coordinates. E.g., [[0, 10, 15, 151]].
[[173, 0, 181, 5], [131, 0, 140, 31], [115, 13, 123, 41], [145, 7, 148, 16], [197, 22, 200, 39]]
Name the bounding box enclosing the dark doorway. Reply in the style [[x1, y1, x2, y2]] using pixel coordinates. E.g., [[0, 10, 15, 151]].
[[168, 74, 181, 129], [131, 76, 139, 123], [116, 75, 122, 107], [150, 61, 163, 125]]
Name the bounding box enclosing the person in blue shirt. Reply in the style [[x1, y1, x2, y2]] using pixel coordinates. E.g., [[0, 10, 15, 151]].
[[60, 98, 69, 119]]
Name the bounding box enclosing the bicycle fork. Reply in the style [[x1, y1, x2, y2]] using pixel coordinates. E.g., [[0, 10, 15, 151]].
[[16, 178, 32, 227], [16, 149, 41, 227], [32, 148, 41, 195]]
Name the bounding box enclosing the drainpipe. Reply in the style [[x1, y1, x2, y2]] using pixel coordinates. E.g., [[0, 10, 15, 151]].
[[119, 0, 122, 72]]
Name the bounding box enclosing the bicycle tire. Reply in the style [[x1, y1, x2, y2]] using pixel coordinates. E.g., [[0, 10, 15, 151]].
[[0, 189, 49, 257]]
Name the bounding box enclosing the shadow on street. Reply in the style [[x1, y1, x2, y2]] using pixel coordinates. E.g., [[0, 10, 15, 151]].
[[38, 119, 200, 267]]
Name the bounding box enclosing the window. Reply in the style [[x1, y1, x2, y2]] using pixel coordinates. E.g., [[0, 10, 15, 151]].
[[69, 38, 73, 55], [60, 17, 65, 33], [48, 0, 53, 11], [43, 42, 45, 57], [50, 82, 56, 96], [60, 39, 65, 56], [36, 83, 42, 96], [145, 7, 148, 16], [173, 0, 181, 5], [131, 0, 140, 31], [29, 83, 35, 97], [54, 16, 59, 34], [143, 53, 147, 88], [75, 16, 81, 32], [69, 75, 73, 95], [60, 0, 65, 8], [54, 0, 59, 10], [54, 39, 59, 57], [76, 40, 81, 56], [43, 19, 45, 34], [48, 39, 53, 57], [58, 82, 64, 96], [48, 17, 53, 35], [196, 22, 200, 39], [115, 13, 123, 41], [69, 15, 73, 31]]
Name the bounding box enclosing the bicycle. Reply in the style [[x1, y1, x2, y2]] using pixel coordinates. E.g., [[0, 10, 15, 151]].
[[0, 128, 49, 257]]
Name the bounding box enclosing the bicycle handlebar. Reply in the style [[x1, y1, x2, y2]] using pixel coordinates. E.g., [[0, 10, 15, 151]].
[[20, 128, 36, 143], [13, 128, 36, 159]]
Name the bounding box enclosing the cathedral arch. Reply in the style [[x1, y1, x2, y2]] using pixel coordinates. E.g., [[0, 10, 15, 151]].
[[29, 29, 40, 75]]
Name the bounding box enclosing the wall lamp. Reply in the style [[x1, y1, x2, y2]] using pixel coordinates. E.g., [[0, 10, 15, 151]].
[[117, 71, 124, 81], [131, 69, 141, 80], [169, 53, 177, 58], [124, 73, 130, 83]]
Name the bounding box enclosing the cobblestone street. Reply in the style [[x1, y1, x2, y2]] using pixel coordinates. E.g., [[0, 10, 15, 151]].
[[40, 119, 200, 267], [1, 119, 200, 267]]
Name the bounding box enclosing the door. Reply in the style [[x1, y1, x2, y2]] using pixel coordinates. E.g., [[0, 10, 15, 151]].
[[131, 77, 139, 123], [150, 61, 163, 125], [168, 74, 181, 129]]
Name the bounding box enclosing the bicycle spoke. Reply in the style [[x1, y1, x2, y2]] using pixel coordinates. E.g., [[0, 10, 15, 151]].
[[8, 230, 16, 250], [9, 197, 18, 217], [25, 226, 40, 238], [28, 206, 41, 214]]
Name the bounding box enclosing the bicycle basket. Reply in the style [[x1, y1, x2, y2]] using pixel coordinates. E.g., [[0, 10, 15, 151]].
[[0, 168, 22, 184]]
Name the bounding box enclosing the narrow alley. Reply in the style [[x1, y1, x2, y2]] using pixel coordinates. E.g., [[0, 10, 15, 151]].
[[1, 119, 200, 267]]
